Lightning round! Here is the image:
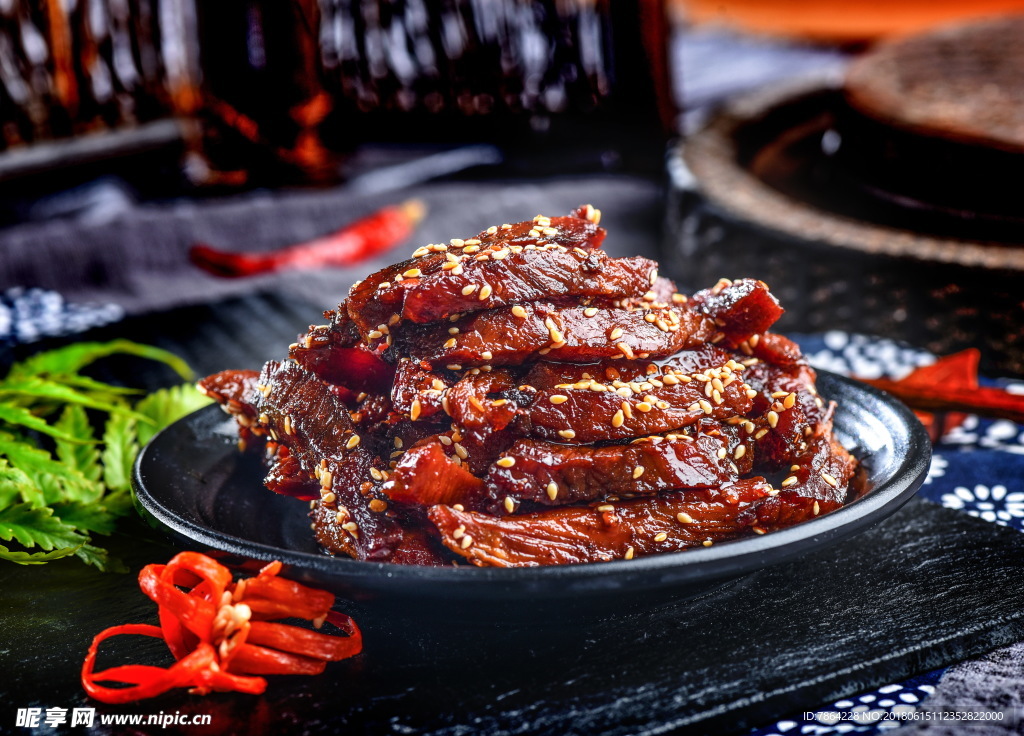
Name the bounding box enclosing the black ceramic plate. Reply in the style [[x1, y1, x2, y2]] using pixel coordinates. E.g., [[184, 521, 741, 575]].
[[133, 371, 930, 623]]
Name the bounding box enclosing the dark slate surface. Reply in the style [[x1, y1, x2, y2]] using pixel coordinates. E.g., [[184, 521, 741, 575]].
[[3, 294, 1024, 735], [3, 499, 1024, 736]]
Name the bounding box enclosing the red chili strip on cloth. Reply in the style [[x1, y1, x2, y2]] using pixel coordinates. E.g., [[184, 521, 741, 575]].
[[81, 552, 361, 704], [189, 199, 426, 278]]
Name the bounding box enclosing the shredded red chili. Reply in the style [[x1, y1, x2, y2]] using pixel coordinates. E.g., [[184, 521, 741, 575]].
[[189, 199, 426, 278], [81, 552, 361, 704]]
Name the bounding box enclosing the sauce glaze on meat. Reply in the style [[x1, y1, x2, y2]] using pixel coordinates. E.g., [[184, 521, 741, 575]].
[[198, 205, 857, 567]]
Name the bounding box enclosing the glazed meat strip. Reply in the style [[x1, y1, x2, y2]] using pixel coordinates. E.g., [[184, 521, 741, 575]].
[[690, 278, 784, 347], [311, 501, 448, 567], [197, 369, 260, 419], [346, 206, 606, 333], [289, 306, 393, 394], [251, 360, 404, 561], [744, 417, 857, 531], [483, 431, 736, 514], [383, 437, 486, 507], [390, 359, 452, 421], [521, 356, 755, 445], [396, 301, 714, 369], [739, 353, 830, 470], [429, 478, 774, 567], [196, 369, 262, 449]]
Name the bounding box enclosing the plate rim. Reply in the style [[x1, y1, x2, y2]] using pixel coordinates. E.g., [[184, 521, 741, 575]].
[[133, 370, 931, 590]]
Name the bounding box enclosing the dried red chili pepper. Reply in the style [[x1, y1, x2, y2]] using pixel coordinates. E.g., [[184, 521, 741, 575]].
[[858, 349, 1024, 440], [82, 553, 361, 704], [189, 199, 426, 278]]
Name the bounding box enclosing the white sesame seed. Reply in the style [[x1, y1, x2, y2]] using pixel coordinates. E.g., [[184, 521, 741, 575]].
[[496, 456, 515, 468], [654, 532, 668, 542], [632, 465, 645, 479], [558, 429, 576, 439], [461, 284, 478, 296], [549, 394, 569, 404], [346, 434, 361, 449], [546, 482, 559, 500]]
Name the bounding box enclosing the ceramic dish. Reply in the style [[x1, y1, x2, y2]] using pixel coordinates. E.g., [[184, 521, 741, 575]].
[[133, 370, 930, 624]]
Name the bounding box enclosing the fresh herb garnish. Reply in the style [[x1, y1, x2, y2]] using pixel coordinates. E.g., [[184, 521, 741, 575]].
[[0, 340, 212, 570]]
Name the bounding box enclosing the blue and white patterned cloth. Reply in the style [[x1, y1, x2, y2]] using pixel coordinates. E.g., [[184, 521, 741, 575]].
[[0, 288, 123, 347], [751, 333, 1024, 736]]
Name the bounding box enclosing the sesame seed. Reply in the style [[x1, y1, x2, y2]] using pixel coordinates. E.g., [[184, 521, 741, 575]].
[[597, 504, 615, 512], [369, 499, 388, 512], [632, 465, 645, 479], [624, 546, 635, 560], [504, 497, 515, 513], [755, 428, 769, 440], [676, 512, 694, 524], [487, 226, 498, 234], [654, 532, 668, 542], [446, 364, 462, 371], [403, 268, 422, 278], [460, 535, 474, 549], [584, 307, 599, 317], [702, 540, 713, 547], [511, 305, 528, 319], [636, 401, 653, 413], [813, 501, 820, 515], [784, 393, 797, 409], [767, 411, 779, 428], [346, 434, 361, 449], [461, 284, 478, 296], [609, 327, 624, 340], [821, 472, 839, 488], [781, 476, 798, 487], [612, 409, 625, 427], [699, 399, 713, 415], [452, 525, 465, 539], [734, 445, 746, 459], [478, 284, 493, 300], [549, 394, 569, 404], [322, 491, 337, 504], [443, 338, 457, 349], [496, 456, 515, 468], [616, 342, 635, 359], [369, 467, 383, 481], [481, 351, 493, 360], [546, 482, 559, 500], [410, 399, 422, 421], [491, 248, 510, 260], [558, 429, 577, 439]]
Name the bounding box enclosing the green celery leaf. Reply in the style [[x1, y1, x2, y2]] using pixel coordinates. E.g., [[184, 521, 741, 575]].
[[51, 501, 119, 535], [74, 543, 127, 573], [0, 403, 90, 444], [7, 340, 193, 382], [0, 503, 89, 550], [135, 384, 213, 446], [0, 378, 153, 423], [103, 489, 134, 518], [0, 542, 81, 565], [101, 412, 138, 494], [0, 460, 42, 509], [0, 438, 101, 507], [55, 405, 103, 483]]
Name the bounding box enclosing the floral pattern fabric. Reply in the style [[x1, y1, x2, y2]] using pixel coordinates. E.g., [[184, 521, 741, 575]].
[[753, 333, 1024, 735]]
